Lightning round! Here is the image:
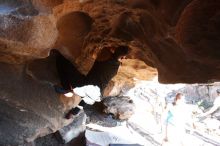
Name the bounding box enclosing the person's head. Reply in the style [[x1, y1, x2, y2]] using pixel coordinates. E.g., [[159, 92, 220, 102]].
[[113, 46, 129, 59], [173, 93, 183, 105]]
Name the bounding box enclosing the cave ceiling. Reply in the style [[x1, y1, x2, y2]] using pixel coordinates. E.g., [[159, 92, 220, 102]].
[[0, 0, 219, 83]]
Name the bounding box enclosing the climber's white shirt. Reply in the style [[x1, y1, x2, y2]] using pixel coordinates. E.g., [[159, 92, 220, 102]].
[[64, 92, 74, 97], [73, 85, 101, 105], [214, 96, 220, 106]]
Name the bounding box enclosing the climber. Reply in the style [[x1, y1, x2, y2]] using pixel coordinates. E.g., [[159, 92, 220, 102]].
[[162, 93, 186, 145], [54, 52, 101, 119], [55, 51, 85, 97], [198, 89, 220, 120], [64, 85, 101, 119], [55, 46, 129, 119], [55, 45, 129, 96], [84, 45, 129, 93]]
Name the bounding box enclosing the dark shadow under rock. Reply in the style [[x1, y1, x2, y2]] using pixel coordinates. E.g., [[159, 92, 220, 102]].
[[34, 132, 86, 146], [34, 113, 87, 146], [84, 102, 121, 127]]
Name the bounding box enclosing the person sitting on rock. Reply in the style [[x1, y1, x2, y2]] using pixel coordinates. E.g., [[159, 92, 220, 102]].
[[55, 46, 129, 118], [65, 85, 101, 119], [55, 45, 129, 96], [55, 52, 101, 118], [198, 89, 220, 120]]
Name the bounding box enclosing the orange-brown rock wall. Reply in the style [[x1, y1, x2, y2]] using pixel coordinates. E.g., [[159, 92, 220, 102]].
[[0, 0, 219, 83]]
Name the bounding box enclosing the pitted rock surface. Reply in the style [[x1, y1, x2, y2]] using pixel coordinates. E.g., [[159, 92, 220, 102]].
[[0, 0, 220, 145], [0, 54, 81, 145], [0, 0, 219, 83], [103, 96, 135, 120]]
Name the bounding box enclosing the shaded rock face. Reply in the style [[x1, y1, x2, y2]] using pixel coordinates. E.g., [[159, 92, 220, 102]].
[[84, 103, 120, 127], [0, 0, 58, 64], [0, 54, 83, 145], [0, 0, 219, 83], [176, 0, 220, 67], [57, 112, 86, 144]]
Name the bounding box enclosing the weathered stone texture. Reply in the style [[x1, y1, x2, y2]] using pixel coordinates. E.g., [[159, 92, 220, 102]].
[[0, 0, 220, 144]]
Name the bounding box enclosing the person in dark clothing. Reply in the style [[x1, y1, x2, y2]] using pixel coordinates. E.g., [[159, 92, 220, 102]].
[[56, 46, 129, 94], [84, 46, 129, 92], [55, 52, 85, 96], [55, 46, 129, 118], [53, 51, 85, 118]]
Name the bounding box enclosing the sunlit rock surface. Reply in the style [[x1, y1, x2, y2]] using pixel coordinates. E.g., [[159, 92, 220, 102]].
[[32, 81, 220, 146], [103, 59, 157, 96], [126, 80, 220, 146], [179, 82, 220, 104]]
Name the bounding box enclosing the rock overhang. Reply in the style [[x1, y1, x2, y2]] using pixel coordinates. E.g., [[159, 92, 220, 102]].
[[0, 0, 219, 83]]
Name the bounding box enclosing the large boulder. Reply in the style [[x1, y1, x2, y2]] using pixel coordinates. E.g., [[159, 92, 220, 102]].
[[0, 54, 81, 145], [103, 96, 135, 120]]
